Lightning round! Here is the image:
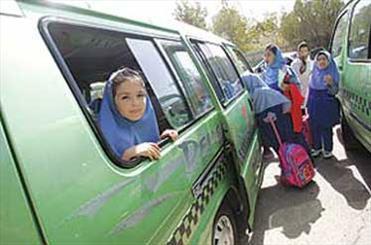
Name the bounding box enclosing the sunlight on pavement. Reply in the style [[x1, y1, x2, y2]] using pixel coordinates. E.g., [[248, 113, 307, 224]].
[[250, 127, 371, 245]]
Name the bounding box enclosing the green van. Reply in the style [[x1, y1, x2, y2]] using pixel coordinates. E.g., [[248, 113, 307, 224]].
[[0, 1, 263, 244], [329, 0, 371, 152]]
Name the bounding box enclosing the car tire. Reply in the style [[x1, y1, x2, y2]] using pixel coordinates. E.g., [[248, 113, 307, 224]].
[[212, 202, 240, 245]]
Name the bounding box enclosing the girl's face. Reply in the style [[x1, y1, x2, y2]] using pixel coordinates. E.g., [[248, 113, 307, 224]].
[[298, 47, 309, 60], [264, 49, 275, 65], [114, 80, 147, 121], [316, 54, 329, 70]]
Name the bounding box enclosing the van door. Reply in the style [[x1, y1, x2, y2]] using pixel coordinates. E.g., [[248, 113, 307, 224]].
[[1, 17, 225, 244], [190, 40, 263, 220], [345, 0, 371, 148], [330, 9, 350, 74], [331, 0, 371, 150]]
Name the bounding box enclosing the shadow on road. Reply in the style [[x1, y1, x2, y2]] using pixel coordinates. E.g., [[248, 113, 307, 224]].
[[315, 157, 370, 210], [249, 127, 370, 244], [315, 143, 371, 210], [249, 180, 324, 245], [335, 127, 371, 190]]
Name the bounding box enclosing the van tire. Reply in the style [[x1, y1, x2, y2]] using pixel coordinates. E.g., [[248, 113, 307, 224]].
[[212, 201, 239, 245], [341, 114, 362, 150]]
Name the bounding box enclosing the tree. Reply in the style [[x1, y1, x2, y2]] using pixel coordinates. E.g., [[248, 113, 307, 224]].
[[173, 0, 208, 30], [249, 12, 288, 49], [212, 5, 252, 51], [280, 0, 344, 49]]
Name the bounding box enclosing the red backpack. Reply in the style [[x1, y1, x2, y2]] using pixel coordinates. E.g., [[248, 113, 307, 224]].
[[302, 114, 313, 147], [270, 119, 315, 188]]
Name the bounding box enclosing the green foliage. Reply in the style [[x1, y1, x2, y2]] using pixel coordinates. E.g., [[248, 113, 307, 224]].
[[212, 7, 288, 52], [173, 0, 346, 52], [212, 6, 252, 52], [248, 13, 288, 50], [280, 0, 344, 49], [173, 0, 208, 30]]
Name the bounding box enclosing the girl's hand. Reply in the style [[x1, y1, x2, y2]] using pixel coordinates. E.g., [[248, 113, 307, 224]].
[[263, 112, 277, 123], [324, 75, 333, 85], [133, 142, 161, 161], [161, 129, 178, 141]]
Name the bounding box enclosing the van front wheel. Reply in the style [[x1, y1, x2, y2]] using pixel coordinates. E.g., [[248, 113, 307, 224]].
[[212, 203, 238, 245]]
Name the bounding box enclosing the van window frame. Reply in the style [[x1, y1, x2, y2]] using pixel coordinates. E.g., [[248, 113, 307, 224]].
[[125, 37, 195, 131], [223, 44, 253, 74], [329, 10, 349, 59], [190, 41, 226, 104], [154, 39, 215, 120], [347, 0, 371, 63], [222, 44, 256, 110], [189, 38, 245, 108], [38, 17, 204, 168]]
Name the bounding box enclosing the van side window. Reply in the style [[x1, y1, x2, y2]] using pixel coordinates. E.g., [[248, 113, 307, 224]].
[[348, 1, 371, 60], [126, 38, 192, 129], [44, 22, 194, 166], [159, 40, 213, 116], [225, 47, 252, 74], [194, 42, 243, 105], [331, 11, 349, 58], [191, 42, 225, 103]]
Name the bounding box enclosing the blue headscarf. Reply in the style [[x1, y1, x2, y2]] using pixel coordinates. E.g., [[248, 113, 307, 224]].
[[261, 45, 286, 89], [98, 80, 160, 158], [310, 51, 340, 91], [242, 71, 291, 114]]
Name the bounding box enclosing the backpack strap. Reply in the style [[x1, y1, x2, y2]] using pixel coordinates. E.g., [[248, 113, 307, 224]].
[[269, 118, 283, 147]]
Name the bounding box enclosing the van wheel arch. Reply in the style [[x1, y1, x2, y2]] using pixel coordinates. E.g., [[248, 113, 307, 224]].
[[212, 187, 250, 245], [340, 107, 362, 150]]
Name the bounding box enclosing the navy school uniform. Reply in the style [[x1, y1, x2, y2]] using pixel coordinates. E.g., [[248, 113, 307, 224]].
[[256, 104, 311, 154], [242, 72, 309, 153], [307, 50, 340, 153], [308, 89, 340, 152], [256, 104, 294, 152]]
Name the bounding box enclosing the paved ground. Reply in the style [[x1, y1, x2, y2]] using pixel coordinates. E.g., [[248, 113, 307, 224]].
[[249, 126, 371, 245]]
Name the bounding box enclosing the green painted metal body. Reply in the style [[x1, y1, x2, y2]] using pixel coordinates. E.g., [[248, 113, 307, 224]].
[[178, 36, 264, 226], [0, 119, 41, 244], [214, 94, 263, 226], [331, 0, 371, 152], [0, 1, 264, 243]]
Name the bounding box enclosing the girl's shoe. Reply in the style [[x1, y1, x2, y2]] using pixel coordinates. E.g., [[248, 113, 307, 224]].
[[323, 151, 333, 159], [311, 149, 322, 157]]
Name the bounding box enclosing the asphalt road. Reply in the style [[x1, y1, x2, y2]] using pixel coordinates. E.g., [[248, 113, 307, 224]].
[[249, 126, 371, 245]]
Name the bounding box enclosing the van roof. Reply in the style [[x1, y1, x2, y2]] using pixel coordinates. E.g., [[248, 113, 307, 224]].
[[16, 0, 233, 46]]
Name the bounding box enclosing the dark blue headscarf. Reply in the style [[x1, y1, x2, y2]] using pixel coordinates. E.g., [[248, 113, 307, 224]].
[[242, 71, 290, 114], [261, 45, 286, 90], [98, 80, 160, 158], [310, 51, 340, 91]]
